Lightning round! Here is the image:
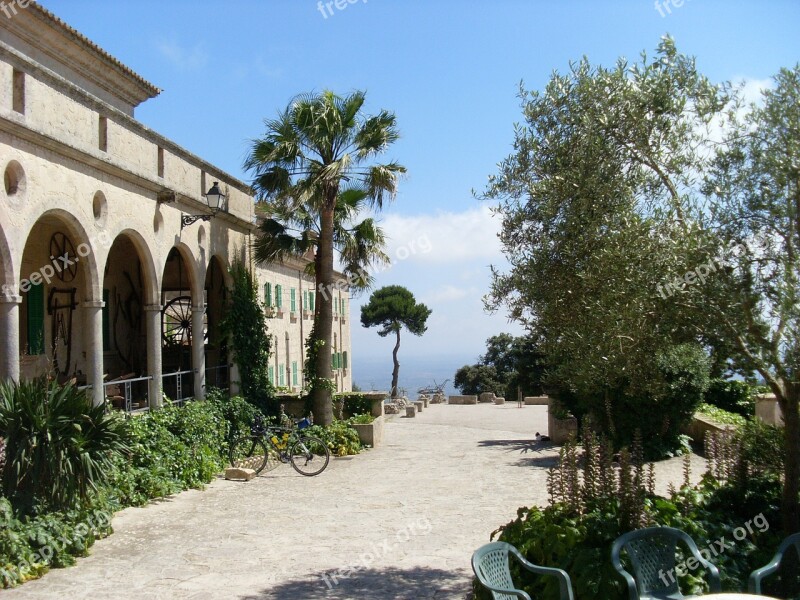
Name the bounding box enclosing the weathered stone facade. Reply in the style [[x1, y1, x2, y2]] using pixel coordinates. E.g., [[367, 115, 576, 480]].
[[0, 3, 351, 406]]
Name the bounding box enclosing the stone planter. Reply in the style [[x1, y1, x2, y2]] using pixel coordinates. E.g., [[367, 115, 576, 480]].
[[350, 416, 384, 447], [755, 394, 782, 426], [548, 411, 578, 444], [683, 413, 737, 443], [479, 392, 495, 403], [414, 400, 424, 413], [406, 405, 416, 417], [422, 398, 429, 408], [493, 396, 506, 405]]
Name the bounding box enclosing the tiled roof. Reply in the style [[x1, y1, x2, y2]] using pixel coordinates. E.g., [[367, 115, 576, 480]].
[[29, 1, 161, 98]]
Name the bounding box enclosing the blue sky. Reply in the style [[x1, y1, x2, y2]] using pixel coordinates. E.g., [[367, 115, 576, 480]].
[[39, 0, 800, 392]]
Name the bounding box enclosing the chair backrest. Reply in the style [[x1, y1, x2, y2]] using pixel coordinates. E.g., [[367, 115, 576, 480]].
[[472, 542, 522, 600], [613, 527, 685, 598]]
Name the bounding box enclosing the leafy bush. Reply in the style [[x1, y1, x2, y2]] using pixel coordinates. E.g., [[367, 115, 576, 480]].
[[553, 343, 710, 459], [348, 413, 374, 424], [697, 403, 747, 427], [704, 379, 755, 418], [305, 421, 361, 456], [334, 393, 375, 419], [0, 378, 128, 512]]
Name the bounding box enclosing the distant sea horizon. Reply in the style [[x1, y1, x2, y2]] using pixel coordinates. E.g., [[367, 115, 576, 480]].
[[351, 353, 475, 398]]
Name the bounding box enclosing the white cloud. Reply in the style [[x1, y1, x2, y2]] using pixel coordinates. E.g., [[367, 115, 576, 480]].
[[423, 284, 470, 304], [380, 205, 502, 266], [156, 39, 208, 71]]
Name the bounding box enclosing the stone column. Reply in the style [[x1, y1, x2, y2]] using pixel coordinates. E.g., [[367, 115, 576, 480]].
[[82, 300, 104, 407], [192, 302, 206, 400], [144, 305, 163, 409], [0, 293, 21, 382]]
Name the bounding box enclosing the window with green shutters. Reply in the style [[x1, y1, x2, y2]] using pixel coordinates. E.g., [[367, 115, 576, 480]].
[[309, 292, 315, 312], [303, 290, 309, 311], [264, 283, 272, 307], [340, 298, 345, 315], [333, 296, 338, 314], [292, 361, 298, 386], [275, 284, 283, 309], [26, 283, 44, 355], [343, 351, 348, 370], [290, 288, 296, 312], [268, 365, 275, 384], [279, 364, 285, 386], [332, 352, 337, 369], [102, 289, 110, 351]]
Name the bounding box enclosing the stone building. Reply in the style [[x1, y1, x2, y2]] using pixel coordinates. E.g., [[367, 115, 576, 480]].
[[0, 2, 352, 408]]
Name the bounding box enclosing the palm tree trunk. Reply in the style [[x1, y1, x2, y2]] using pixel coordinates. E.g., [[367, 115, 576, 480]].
[[312, 204, 336, 426], [781, 383, 800, 533], [391, 328, 401, 398]]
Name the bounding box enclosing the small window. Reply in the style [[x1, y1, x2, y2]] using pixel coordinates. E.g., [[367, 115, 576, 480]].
[[264, 283, 272, 307], [12, 69, 24, 114], [98, 116, 108, 152]]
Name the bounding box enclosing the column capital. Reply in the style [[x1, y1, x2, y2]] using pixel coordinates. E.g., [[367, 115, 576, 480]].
[[144, 304, 164, 312], [0, 293, 22, 305], [82, 300, 105, 309]]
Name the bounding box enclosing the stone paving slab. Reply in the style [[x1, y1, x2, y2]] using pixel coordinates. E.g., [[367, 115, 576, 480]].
[[3, 403, 706, 599]]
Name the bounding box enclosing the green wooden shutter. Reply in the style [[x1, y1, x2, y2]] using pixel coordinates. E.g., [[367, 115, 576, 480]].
[[102, 289, 110, 351], [279, 364, 285, 386], [303, 290, 309, 311], [292, 361, 298, 386], [340, 298, 345, 315], [290, 288, 296, 312], [275, 284, 282, 309], [309, 292, 315, 312], [264, 283, 272, 307], [268, 365, 275, 384], [27, 283, 44, 355], [343, 351, 348, 370]]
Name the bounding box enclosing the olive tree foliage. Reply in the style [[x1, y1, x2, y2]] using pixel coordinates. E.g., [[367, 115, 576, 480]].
[[483, 37, 725, 402], [702, 66, 800, 531]]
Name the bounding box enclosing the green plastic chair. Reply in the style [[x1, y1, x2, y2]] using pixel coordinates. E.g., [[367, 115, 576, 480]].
[[471, 541, 575, 600], [611, 527, 721, 600], [749, 532, 800, 595]]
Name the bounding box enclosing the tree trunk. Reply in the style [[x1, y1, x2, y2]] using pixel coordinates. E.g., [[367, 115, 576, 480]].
[[391, 328, 401, 398], [781, 383, 800, 533], [312, 203, 336, 426]]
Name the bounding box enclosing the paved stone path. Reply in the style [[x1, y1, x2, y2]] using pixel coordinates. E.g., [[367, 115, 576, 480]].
[[5, 403, 705, 599]]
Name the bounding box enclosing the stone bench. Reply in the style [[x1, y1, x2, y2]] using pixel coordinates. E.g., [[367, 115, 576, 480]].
[[406, 405, 416, 418], [448, 395, 477, 405], [524, 396, 550, 405]]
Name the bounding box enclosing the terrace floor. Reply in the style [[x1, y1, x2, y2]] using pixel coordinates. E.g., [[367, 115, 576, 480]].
[[4, 402, 705, 599]]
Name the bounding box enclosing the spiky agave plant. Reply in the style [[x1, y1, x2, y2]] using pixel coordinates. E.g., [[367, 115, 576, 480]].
[[0, 377, 128, 512]]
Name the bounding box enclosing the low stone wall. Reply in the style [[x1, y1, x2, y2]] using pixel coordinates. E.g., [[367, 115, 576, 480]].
[[278, 392, 387, 421], [684, 413, 737, 443], [548, 412, 578, 444], [524, 396, 550, 406], [449, 395, 479, 405]]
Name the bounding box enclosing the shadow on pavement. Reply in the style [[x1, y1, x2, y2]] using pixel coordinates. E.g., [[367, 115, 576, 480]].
[[245, 566, 471, 599], [477, 439, 560, 469]]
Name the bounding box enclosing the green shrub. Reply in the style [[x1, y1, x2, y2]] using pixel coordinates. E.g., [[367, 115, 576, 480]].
[[334, 393, 375, 419], [704, 379, 755, 418], [305, 421, 361, 456], [348, 413, 374, 424], [0, 378, 128, 512], [697, 403, 747, 427]]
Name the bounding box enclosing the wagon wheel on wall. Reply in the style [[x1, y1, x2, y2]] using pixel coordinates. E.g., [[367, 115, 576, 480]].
[[162, 296, 193, 347], [49, 232, 78, 282], [162, 296, 208, 347]]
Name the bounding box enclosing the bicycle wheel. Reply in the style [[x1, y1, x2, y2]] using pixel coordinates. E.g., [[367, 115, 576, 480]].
[[229, 436, 272, 474], [289, 435, 330, 476]]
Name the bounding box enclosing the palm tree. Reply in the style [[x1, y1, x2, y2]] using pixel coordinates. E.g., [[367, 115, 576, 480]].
[[245, 91, 405, 425]]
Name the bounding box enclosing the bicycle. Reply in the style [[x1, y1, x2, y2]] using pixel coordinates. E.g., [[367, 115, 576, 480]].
[[229, 414, 330, 476]]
